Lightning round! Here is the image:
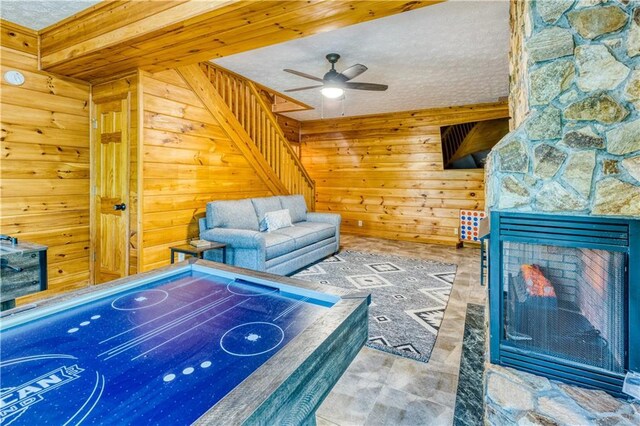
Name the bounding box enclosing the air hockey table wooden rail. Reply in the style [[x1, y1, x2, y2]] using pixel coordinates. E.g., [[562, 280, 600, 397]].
[[0, 258, 370, 425]]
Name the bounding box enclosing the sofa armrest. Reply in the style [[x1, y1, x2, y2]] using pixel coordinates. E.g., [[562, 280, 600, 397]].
[[306, 212, 341, 227], [306, 212, 341, 253], [198, 217, 208, 236], [201, 228, 265, 250]]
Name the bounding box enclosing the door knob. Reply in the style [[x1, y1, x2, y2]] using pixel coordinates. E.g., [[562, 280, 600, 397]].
[[113, 203, 127, 211]]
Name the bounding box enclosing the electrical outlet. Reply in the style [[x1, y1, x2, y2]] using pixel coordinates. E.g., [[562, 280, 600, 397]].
[[177, 253, 186, 262], [454, 228, 459, 235], [357, 220, 363, 227]]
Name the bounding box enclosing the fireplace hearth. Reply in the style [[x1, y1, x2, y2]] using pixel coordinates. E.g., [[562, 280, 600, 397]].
[[489, 212, 639, 398]]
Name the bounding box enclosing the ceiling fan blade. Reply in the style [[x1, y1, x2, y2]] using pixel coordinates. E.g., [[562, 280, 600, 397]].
[[283, 69, 324, 82], [344, 82, 388, 91], [340, 64, 368, 81], [284, 85, 324, 93]]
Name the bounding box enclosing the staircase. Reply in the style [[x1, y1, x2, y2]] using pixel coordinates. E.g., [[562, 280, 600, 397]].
[[441, 121, 476, 167], [199, 62, 315, 209]]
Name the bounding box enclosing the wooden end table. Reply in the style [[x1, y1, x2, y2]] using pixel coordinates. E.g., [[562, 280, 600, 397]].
[[170, 242, 227, 264]]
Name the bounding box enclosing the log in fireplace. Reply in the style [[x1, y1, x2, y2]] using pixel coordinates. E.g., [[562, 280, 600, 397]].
[[489, 212, 639, 398]]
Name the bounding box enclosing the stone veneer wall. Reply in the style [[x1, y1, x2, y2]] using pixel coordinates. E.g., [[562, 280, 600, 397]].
[[508, 0, 531, 131], [485, 2, 640, 424], [488, 0, 640, 216]]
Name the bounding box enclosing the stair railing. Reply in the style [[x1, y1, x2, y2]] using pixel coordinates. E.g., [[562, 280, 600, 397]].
[[200, 62, 315, 209], [441, 121, 476, 167]]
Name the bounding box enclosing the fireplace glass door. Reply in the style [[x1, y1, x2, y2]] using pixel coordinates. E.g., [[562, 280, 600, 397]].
[[502, 242, 626, 373]]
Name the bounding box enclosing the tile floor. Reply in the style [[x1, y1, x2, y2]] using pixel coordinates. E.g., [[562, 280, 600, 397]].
[[316, 234, 485, 426]]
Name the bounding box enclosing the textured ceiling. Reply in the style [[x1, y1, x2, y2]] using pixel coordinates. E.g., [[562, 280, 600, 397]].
[[214, 1, 510, 121], [1, 0, 101, 30]]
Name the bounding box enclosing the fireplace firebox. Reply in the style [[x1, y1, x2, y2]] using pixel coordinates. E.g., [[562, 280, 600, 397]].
[[489, 212, 639, 397]]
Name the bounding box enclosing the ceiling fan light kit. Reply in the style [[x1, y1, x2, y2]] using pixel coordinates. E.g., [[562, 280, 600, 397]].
[[284, 53, 388, 98], [320, 86, 344, 99]]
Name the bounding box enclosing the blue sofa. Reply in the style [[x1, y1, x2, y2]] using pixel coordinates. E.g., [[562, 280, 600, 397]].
[[198, 195, 340, 275]]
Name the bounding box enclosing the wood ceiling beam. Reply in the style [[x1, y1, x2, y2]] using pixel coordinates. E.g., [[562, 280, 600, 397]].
[[300, 102, 510, 135], [39, 0, 442, 82]]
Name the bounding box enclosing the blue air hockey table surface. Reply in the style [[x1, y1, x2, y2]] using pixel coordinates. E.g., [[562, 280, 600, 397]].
[[0, 259, 369, 425]]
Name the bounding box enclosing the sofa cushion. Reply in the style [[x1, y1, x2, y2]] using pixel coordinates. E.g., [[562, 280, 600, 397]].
[[263, 233, 295, 260], [206, 199, 259, 231], [271, 221, 335, 250], [251, 197, 283, 231], [279, 195, 307, 223], [266, 236, 337, 269], [264, 209, 294, 232]]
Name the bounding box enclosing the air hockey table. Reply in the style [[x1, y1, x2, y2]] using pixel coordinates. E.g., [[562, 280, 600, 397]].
[[0, 258, 369, 425]]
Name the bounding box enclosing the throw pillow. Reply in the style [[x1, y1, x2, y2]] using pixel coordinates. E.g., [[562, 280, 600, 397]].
[[264, 209, 293, 232]]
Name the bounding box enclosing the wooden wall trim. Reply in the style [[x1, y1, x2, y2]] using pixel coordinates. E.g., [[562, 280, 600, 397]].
[[1, 19, 38, 56], [176, 64, 288, 195], [38, 1, 441, 81]]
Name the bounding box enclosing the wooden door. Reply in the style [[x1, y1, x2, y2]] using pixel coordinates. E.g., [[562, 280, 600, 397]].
[[93, 95, 130, 284]]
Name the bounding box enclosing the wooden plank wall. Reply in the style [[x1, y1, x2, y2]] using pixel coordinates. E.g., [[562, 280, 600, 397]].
[[276, 114, 301, 156], [92, 74, 141, 276], [140, 69, 273, 271], [1, 22, 92, 300], [300, 103, 509, 246]]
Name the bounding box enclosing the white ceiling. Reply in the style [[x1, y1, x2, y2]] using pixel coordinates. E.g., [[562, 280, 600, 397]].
[[1, 0, 101, 30], [214, 0, 510, 121]]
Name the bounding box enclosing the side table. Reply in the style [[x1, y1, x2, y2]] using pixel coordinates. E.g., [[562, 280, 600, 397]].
[[170, 242, 227, 264]]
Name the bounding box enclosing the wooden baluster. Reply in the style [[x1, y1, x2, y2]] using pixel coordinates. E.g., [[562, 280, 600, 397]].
[[252, 94, 257, 143], [235, 79, 240, 119], [247, 92, 251, 140], [261, 110, 266, 154], [246, 84, 250, 131], [274, 127, 279, 177], [258, 109, 262, 152], [272, 126, 276, 173], [229, 77, 233, 114], [230, 77, 234, 114], [290, 155, 294, 192], [272, 125, 277, 175], [264, 114, 269, 156], [284, 144, 287, 187], [289, 152, 293, 189], [225, 75, 231, 107], [241, 84, 246, 129], [240, 80, 245, 126]]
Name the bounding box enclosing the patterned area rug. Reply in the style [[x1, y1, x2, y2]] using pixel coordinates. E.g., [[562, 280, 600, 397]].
[[293, 250, 457, 362]]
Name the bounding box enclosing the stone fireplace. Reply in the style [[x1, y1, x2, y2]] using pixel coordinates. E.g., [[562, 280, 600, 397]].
[[484, 1, 640, 423], [489, 212, 637, 396]]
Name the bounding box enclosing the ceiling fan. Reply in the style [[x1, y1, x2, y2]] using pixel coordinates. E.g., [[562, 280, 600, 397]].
[[283, 53, 388, 99]]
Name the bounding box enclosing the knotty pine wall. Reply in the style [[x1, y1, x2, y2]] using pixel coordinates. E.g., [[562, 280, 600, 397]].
[[140, 69, 272, 271], [1, 21, 92, 299], [300, 103, 509, 246]]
